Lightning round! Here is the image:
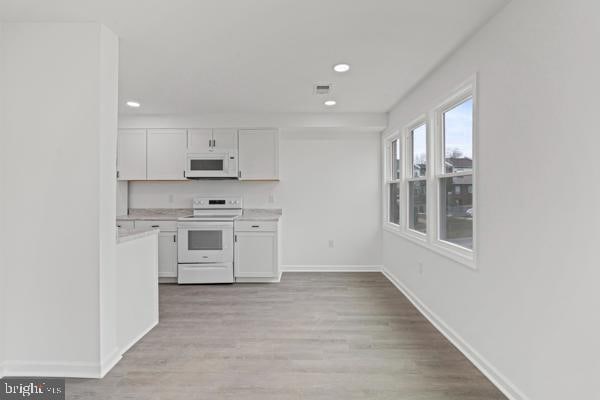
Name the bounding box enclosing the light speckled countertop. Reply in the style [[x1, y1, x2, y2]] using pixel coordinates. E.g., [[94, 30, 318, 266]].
[[117, 208, 282, 221], [237, 208, 282, 221], [117, 228, 159, 244], [117, 209, 192, 221]]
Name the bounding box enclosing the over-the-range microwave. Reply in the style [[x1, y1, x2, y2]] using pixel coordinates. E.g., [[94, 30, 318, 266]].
[[184, 152, 238, 179]]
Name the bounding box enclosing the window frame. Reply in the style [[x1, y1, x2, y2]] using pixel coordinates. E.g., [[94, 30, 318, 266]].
[[432, 80, 476, 265], [382, 75, 477, 269], [404, 116, 429, 239], [383, 131, 402, 228]]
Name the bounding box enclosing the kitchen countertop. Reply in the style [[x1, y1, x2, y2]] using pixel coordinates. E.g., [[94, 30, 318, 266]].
[[237, 208, 282, 221], [117, 227, 159, 244], [117, 208, 192, 221], [117, 208, 282, 222]]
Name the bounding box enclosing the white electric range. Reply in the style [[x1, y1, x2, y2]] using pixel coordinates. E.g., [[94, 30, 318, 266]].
[[177, 196, 242, 284]]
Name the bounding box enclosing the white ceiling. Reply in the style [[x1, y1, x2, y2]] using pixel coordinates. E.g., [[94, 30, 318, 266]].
[[0, 0, 508, 114]]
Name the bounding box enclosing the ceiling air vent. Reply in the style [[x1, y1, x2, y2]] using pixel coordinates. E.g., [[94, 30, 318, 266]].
[[313, 84, 332, 95]]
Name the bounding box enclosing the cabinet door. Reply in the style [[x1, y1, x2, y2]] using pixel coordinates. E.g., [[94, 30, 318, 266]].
[[238, 129, 279, 180], [117, 129, 147, 180], [212, 128, 238, 151], [147, 129, 187, 180], [187, 129, 213, 153], [234, 231, 277, 278], [158, 232, 178, 278]]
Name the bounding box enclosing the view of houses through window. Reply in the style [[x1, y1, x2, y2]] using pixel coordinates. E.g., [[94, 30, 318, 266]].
[[440, 98, 473, 250], [408, 124, 427, 234]]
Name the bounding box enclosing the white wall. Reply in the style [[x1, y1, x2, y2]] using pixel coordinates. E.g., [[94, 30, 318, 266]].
[[382, 1, 600, 399], [0, 22, 5, 377], [126, 126, 382, 268], [0, 23, 119, 377], [117, 234, 158, 353], [98, 25, 120, 375]]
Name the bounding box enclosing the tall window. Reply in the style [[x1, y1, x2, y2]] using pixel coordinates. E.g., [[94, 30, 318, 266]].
[[439, 97, 473, 250], [407, 124, 427, 234], [383, 76, 476, 267], [387, 138, 401, 225]]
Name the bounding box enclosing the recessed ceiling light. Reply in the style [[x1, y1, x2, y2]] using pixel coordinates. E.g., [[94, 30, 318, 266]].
[[333, 63, 350, 73], [324, 100, 337, 106], [126, 101, 141, 108]]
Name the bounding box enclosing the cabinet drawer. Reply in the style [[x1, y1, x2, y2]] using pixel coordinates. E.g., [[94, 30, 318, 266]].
[[135, 220, 177, 231], [235, 221, 277, 232]]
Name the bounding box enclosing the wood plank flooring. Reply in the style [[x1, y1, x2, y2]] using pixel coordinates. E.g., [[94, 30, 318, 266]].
[[67, 272, 507, 399]]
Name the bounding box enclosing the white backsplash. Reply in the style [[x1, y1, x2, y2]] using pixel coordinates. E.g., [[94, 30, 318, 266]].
[[128, 180, 280, 209]]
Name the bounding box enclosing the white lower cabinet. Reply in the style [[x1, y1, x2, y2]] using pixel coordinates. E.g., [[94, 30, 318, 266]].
[[234, 220, 280, 282], [118, 217, 282, 283], [158, 231, 178, 278], [134, 220, 178, 279]]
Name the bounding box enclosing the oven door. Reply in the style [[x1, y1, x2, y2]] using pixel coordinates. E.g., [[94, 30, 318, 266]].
[[185, 153, 237, 178], [178, 222, 233, 264]]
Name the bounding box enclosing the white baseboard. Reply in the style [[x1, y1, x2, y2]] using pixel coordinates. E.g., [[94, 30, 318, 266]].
[[99, 347, 122, 378], [1, 320, 158, 379], [1, 359, 102, 378], [381, 268, 529, 400], [236, 271, 282, 283], [282, 265, 383, 272], [120, 319, 158, 358]]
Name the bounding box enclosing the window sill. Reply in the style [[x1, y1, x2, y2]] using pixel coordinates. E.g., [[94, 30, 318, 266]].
[[382, 225, 476, 270]]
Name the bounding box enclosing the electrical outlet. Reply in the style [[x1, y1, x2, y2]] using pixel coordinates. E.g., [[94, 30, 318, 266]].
[[418, 261, 424, 275], [168, 194, 174, 203], [268, 194, 275, 204], [328, 240, 334, 248]]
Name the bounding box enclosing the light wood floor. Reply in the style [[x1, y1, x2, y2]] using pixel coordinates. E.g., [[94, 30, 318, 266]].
[[67, 272, 507, 399]]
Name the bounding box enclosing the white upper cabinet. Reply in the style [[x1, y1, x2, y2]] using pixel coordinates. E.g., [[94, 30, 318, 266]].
[[238, 129, 279, 180], [147, 129, 187, 180], [187, 129, 213, 153], [212, 128, 238, 151], [188, 128, 238, 153], [117, 127, 279, 181], [117, 129, 147, 180]]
